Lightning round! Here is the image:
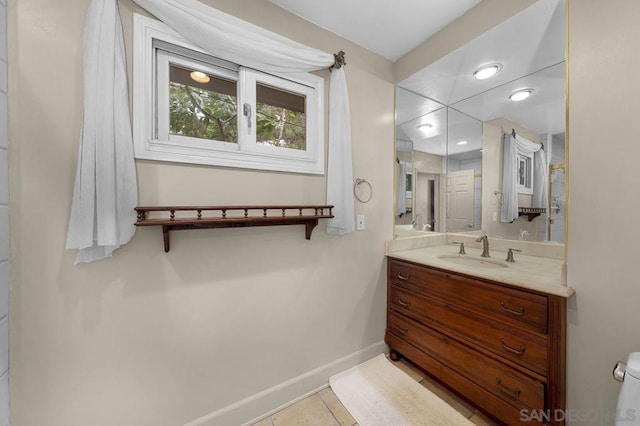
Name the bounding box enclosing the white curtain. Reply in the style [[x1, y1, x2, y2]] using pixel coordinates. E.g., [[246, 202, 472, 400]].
[[326, 69, 355, 234], [500, 133, 548, 223], [67, 0, 355, 262], [66, 0, 137, 264]]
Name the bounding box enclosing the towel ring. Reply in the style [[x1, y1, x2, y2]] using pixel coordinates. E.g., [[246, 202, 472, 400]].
[[354, 178, 373, 203]]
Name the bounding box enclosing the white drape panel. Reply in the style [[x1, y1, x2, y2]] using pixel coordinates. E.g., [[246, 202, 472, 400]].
[[131, 0, 334, 73], [326, 68, 355, 234], [68, 0, 356, 263], [66, 0, 137, 264], [500, 134, 547, 223]]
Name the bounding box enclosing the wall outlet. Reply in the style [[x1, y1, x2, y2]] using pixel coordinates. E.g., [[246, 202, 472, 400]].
[[493, 211, 498, 222], [356, 214, 365, 231]]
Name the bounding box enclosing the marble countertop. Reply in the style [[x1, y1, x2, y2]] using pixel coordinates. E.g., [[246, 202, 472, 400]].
[[387, 245, 574, 298]]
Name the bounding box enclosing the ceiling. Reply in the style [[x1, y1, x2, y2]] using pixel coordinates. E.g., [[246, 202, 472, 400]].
[[396, 0, 565, 155], [268, 0, 482, 61]]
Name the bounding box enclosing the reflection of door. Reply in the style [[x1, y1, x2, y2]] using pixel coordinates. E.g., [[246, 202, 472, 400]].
[[447, 169, 474, 232], [414, 172, 439, 231]]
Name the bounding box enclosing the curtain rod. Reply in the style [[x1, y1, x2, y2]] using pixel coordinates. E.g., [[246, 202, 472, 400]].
[[511, 128, 545, 151]]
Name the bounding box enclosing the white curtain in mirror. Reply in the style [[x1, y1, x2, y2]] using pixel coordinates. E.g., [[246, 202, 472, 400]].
[[501, 134, 548, 225]]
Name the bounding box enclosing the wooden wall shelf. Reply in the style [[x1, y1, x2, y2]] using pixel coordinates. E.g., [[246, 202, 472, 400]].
[[518, 207, 546, 222], [135, 205, 334, 252]]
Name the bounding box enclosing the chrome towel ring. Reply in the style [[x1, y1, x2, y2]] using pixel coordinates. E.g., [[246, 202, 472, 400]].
[[354, 178, 373, 203]]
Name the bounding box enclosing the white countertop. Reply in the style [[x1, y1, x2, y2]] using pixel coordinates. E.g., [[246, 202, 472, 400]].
[[387, 245, 574, 298]]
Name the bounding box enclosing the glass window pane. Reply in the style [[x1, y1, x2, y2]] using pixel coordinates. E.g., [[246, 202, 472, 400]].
[[169, 64, 238, 143], [256, 83, 306, 151]]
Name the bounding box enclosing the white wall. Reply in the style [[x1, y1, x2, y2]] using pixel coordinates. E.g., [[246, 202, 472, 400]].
[[8, 1, 394, 425], [0, 0, 8, 423], [566, 0, 640, 423]]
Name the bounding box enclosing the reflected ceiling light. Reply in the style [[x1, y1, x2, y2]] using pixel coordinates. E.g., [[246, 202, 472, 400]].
[[417, 123, 433, 131], [190, 71, 211, 84], [473, 64, 501, 80], [457, 140, 468, 145], [509, 89, 534, 102]]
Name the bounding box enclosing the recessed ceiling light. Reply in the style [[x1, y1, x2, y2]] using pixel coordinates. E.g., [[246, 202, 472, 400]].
[[473, 64, 501, 80], [190, 71, 211, 84], [417, 123, 433, 131], [509, 89, 534, 102], [457, 140, 468, 145]]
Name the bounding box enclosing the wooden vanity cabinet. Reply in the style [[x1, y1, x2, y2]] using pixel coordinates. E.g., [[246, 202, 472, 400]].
[[385, 258, 567, 425]]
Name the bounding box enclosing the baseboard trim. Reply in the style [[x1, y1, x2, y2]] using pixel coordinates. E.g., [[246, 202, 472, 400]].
[[183, 340, 388, 426]]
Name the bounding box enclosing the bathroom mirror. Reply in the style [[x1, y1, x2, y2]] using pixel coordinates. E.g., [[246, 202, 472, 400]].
[[394, 89, 447, 238], [394, 0, 566, 244]]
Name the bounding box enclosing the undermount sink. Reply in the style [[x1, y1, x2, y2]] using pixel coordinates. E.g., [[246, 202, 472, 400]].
[[437, 254, 508, 269]]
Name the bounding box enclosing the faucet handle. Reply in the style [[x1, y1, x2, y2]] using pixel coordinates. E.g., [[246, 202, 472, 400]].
[[451, 242, 466, 255], [506, 248, 522, 262]]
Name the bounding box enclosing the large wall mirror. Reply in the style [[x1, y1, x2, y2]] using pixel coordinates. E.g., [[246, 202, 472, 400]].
[[394, 0, 566, 245]]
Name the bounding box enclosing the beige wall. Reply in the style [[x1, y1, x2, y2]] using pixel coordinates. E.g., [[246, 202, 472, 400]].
[[8, 1, 394, 425], [566, 0, 640, 422], [481, 118, 543, 240]]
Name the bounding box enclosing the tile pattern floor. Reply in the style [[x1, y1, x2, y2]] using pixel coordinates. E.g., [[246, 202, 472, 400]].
[[250, 356, 499, 426]]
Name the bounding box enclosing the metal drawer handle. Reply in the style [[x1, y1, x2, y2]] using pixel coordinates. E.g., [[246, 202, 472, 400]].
[[395, 324, 409, 335], [500, 302, 525, 316], [397, 297, 411, 308], [496, 378, 521, 399], [397, 272, 411, 281], [500, 338, 526, 355]]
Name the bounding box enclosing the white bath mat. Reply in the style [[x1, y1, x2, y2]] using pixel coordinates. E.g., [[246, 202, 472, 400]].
[[329, 354, 473, 426]]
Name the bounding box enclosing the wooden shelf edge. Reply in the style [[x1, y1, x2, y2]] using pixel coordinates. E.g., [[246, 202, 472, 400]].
[[135, 205, 334, 252], [518, 207, 547, 222]]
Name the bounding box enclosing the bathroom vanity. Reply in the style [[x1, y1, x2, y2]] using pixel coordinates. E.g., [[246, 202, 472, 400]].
[[385, 244, 572, 425]]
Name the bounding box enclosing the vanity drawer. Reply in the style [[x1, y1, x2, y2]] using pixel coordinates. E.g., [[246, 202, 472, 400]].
[[388, 311, 545, 410], [390, 286, 548, 375], [386, 332, 543, 425], [389, 259, 548, 334]]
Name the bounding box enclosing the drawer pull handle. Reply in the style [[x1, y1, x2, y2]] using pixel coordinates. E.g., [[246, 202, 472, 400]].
[[500, 302, 525, 316], [395, 324, 409, 335], [397, 297, 411, 308], [500, 338, 526, 355], [397, 272, 411, 281], [496, 378, 521, 399]]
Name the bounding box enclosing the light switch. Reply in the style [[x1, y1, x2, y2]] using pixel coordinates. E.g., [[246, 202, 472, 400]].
[[493, 211, 497, 222], [356, 214, 365, 231]]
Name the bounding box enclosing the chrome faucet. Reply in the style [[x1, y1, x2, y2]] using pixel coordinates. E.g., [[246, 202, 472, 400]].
[[476, 235, 490, 258]]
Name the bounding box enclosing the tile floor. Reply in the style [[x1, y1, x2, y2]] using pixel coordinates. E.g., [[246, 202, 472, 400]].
[[250, 356, 499, 426]]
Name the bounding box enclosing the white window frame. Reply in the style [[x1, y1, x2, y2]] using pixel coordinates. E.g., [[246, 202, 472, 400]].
[[517, 152, 534, 194], [133, 14, 325, 175]]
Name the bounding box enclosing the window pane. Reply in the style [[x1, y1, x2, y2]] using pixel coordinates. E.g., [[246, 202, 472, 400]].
[[169, 64, 238, 143], [256, 83, 306, 151]]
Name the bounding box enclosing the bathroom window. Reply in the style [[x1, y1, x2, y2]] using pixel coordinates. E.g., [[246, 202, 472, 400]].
[[133, 15, 324, 174], [517, 152, 533, 194]]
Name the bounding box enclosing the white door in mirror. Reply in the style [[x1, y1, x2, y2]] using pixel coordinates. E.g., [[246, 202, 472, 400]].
[[356, 215, 365, 231]]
